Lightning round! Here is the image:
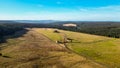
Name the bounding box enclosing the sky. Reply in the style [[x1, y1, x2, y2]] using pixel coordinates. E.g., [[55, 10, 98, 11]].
[[0, 0, 120, 21]]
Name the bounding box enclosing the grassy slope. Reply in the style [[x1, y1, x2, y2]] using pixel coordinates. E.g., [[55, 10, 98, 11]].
[[0, 28, 104, 68], [37, 28, 120, 68]]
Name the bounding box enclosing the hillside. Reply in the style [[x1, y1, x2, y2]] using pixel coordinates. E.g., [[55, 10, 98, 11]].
[[36, 28, 120, 68], [0, 28, 105, 68]]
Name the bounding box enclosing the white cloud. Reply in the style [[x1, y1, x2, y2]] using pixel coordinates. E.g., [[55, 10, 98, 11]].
[[95, 5, 120, 10], [1, 11, 120, 21], [87, 5, 120, 12], [1, 5, 120, 21]]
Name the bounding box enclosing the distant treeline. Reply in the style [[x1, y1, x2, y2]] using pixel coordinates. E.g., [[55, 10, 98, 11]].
[[0, 21, 120, 43], [0, 22, 24, 43], [50, 22, 120, 38], [0, 21, 47, 43]]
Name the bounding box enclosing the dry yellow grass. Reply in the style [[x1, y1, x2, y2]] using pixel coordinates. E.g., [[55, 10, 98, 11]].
[[0, 28, 105, 68]]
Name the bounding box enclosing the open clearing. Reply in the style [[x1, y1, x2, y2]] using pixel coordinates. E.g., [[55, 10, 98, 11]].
[[36, 28, 120, 68], [0, 28, 105, 68]]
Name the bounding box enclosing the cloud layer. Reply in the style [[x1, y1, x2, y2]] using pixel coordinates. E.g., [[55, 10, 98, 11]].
[[0, 5, 120, 21]]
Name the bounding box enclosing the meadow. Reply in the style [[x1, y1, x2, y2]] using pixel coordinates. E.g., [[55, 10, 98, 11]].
[[37, 28, 120, 68], [0, 28, 104, 68]]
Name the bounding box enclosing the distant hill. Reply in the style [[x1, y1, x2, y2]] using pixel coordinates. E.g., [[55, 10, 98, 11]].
[[14, 20, 58, 23], [0, 20, 120, 24], [0, 20, 19, 23]]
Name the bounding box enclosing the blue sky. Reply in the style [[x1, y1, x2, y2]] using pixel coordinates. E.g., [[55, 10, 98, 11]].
[[0, 0, 120, 21]]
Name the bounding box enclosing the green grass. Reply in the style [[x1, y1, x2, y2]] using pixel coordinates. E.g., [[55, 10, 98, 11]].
[[36, 28, 62, 42], [38, 28, 120, 68], [69, 41, 120, 67]]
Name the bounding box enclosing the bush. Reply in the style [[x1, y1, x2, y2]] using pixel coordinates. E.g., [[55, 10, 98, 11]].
[[0, 53, 2, 56]]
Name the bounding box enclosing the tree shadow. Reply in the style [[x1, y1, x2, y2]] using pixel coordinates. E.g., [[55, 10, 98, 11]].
[[0, 29, 29, 44], [68, 42, 81, 43]]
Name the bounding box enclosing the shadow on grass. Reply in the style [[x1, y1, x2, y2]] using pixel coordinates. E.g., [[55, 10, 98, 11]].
[[0, 53, 11, 58], [0, 29, 29, 44]]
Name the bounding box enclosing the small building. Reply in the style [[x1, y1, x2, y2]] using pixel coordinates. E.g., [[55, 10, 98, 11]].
[[53, 29, 60, 33], [63, 23, 77, 27]]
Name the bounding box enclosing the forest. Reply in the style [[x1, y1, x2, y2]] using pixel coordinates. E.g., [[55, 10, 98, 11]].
[[0, 21, 46, 43], [50, 21, 120, 38]]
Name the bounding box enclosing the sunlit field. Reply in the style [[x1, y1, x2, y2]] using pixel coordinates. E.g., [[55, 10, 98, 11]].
[[0, 28, 104, 68], [37, 28, 120, 68]]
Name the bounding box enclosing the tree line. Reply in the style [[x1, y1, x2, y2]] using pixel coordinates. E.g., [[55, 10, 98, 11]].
[[51, 22, 120, 38]]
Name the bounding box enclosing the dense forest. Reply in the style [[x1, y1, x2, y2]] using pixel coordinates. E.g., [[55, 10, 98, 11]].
[[0, 21, 46, 43], [47, 21, 120, 38], [0, 21, 120, 43]]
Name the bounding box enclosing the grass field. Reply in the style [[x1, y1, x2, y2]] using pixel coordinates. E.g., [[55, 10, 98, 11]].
[[0, 28, 105, 68], [37, 28, 120, 68]]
